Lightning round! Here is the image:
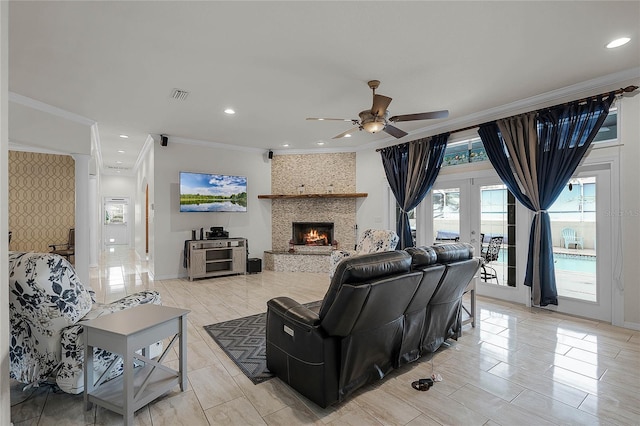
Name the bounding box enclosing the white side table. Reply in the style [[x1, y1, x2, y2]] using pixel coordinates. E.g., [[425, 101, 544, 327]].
[[83, 304, 190, 425]]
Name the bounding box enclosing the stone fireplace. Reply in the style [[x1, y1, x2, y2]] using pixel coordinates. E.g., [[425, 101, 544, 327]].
[[292, 222, 334, 246], [264, 152, 359, 272]]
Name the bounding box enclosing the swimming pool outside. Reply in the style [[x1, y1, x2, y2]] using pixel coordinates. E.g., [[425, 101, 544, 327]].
[[495, 248, 596, 274]]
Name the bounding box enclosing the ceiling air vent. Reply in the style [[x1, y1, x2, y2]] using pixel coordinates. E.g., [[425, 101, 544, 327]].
[[170, 88, 190, 101]]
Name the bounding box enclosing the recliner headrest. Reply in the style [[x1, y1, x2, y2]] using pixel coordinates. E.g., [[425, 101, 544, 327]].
[[405, 246, 438, 268], [333, 250, 411, 284], [433, 242, 474, 263], [319, 250, 411, 319]]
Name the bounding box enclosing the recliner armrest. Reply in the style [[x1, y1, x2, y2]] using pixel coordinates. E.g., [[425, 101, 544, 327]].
[[267, 297, 320, 330]]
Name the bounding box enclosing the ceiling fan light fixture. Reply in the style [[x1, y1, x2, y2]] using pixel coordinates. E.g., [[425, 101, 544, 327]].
[[362, 119, 386, 133]]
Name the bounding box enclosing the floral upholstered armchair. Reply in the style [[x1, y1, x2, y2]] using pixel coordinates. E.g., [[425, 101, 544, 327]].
[[329, 229, 400, 277], [8, 251, 162, 394]]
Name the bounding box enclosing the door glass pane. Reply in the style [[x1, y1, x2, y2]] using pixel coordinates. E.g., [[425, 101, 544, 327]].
[[480, 185, 509, 285], [550, 177, 597, 301], [433, 188, 460, 242], [105, 202, 127, 224]]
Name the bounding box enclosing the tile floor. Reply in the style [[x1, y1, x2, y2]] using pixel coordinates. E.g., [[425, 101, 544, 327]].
[[10, 247, 640, 425]]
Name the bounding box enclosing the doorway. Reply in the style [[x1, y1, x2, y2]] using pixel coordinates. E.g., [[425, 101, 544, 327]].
[[103, 197, 129, 247], [544, 166, 612, 322], [427, 176, 521, 302], [391, 163, 616, 320]]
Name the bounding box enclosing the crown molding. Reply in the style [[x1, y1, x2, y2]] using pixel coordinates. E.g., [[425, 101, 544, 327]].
[[273, 146, 357, 155], [9, 92, 96, 126], [8, 140, 69, 155], [162, 134, 265, 154], [132, 134, 155, 173], [358, 67, 640, 153]]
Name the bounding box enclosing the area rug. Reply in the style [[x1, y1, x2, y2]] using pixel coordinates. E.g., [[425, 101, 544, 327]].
[[203, 300, 322, 384]]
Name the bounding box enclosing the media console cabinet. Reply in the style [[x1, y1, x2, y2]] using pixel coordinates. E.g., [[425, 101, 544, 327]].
[[187, 238, 247, 280]]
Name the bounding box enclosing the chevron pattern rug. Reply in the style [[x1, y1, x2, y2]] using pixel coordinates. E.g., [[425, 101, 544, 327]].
[[203, 301, 321, 384]]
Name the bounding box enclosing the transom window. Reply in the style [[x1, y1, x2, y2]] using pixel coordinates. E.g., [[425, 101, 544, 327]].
[[441, 109, 617, 168]]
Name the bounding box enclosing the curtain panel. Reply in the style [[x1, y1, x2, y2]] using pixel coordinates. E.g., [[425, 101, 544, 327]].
[[380, 133, 448, 249], [478, 94, 614, 306]]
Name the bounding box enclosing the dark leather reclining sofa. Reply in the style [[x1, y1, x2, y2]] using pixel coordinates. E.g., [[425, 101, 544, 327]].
[[266, 242, 481, 408]]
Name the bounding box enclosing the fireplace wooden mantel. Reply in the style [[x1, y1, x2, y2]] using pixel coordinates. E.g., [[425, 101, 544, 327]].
[[258, 193, 367, 199]]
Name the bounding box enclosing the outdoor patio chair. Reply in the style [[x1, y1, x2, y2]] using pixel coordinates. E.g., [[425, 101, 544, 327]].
[[481, 236, 503, 284], [562, 228, 584, 249]]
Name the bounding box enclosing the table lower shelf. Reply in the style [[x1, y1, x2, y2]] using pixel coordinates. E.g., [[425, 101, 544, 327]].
[[87, 364, 179, 415]]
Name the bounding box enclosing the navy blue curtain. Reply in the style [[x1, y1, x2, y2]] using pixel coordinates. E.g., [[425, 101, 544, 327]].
[[478, 94, 614, 306], [380, 134, 448, 249]]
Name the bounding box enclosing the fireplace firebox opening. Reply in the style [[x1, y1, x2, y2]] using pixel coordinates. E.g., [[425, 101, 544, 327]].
[[292, 222, 334, 246]]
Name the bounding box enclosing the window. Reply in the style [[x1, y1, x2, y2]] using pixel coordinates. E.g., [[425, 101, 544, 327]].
[[441, 108, 617, 167]]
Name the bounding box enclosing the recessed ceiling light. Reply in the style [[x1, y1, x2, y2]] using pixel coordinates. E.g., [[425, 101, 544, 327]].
[[317, 142, 325, 146], [344, 134, 352, 138], [119, 134, 129, 139], [117, 150, 125, 153], [318, 118, 325, 121], [224, 108, 235, 115], [116, 161, 123, 164], [606, 37, 631, 48], [282, 144, 289, 147]]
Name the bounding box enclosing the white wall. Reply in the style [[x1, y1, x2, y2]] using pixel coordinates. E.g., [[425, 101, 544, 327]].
[[355, 148, 390, 235], [619, 95, 640, 326], [151, 140, 271, 280], [1, 0, 10, 421]]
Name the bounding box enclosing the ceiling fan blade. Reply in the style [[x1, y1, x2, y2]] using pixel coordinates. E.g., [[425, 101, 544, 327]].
[[332, 126, 360, 139], [371, 94, 392, 117], [389, 110, 449, 122], [306, 117, 353, 121], [383, 124, 408, 139]]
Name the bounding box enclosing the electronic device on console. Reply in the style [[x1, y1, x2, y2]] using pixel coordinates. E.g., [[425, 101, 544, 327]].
[[206, 227, 229, 239]]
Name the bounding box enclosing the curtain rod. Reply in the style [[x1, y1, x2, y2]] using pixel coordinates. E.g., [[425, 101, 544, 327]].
[[376, 85, 638, 152]]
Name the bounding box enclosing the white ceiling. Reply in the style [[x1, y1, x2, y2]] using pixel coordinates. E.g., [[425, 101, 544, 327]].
[[8, 1, 640, 172]]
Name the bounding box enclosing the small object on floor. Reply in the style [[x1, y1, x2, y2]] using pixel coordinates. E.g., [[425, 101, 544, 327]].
[[432, 373, 443, 382], [411, 378, 434, 391]]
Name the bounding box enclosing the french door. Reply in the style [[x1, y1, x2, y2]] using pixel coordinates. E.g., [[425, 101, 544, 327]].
[[421, 175, 525, 303], [544, 166, 612, 322], [404, 163, 615, 321]]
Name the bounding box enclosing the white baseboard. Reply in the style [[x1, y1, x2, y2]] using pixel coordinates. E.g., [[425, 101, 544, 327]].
[[623, 321, 640, 331]]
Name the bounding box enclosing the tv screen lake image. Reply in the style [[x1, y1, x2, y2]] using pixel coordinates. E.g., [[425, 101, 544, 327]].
[[180, 172, 247, 212]]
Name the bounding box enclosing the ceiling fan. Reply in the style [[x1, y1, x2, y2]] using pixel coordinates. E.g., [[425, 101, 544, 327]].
[[306, 80, 449, 139]]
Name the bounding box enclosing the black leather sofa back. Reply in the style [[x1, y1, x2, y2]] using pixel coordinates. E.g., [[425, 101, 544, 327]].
[[422, 243, 480, 352], [266, 244, 480, 408], [319, 251, 423, 399]]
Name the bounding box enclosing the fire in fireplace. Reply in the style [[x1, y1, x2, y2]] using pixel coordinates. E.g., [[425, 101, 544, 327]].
[[292, 222, 334, 246]]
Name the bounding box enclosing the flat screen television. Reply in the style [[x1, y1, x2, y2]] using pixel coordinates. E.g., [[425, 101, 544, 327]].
[[179, 171, 247, 212]]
